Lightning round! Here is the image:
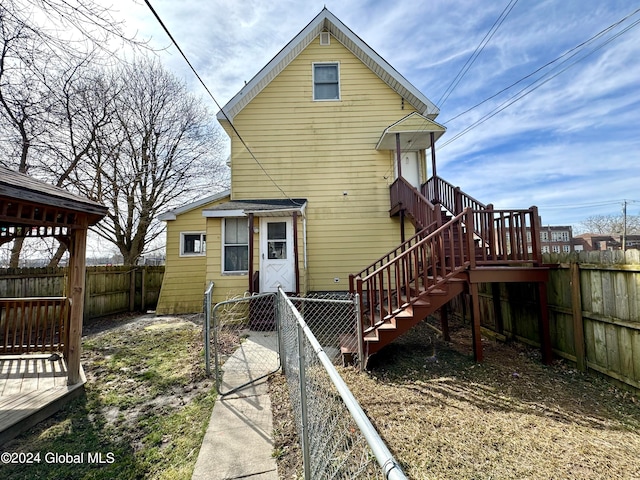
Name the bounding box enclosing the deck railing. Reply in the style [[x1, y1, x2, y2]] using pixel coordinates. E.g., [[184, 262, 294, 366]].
[[473, 207, 541, 265], [351, 206, 541, 328], [0, 297, 70, 355]]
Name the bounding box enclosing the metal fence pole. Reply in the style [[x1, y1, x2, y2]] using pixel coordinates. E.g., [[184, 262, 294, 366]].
[[354, 293, 364, 372], [297, 321, 311, 480], [276, 291, 286, 376], [204, 282, 214, 377]]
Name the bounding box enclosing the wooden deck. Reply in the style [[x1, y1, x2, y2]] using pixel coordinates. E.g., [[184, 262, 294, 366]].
[[0, 355, 85, 445]]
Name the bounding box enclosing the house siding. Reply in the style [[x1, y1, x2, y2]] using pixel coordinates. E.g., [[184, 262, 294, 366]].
[[204, 213, 307, 304], [156, 197, 228, 314], [224, 35, 419, 292]]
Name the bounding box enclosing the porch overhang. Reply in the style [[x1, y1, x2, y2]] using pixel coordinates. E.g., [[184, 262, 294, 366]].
[[203, 199, 307, 218], [376, 112, 446, 151]]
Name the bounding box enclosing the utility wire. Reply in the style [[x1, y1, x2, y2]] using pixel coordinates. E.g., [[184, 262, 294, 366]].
[[143, 0, 300, 204], [438, 13, 640, 149], [442, 6, 640, 126], [436, 0, 519, 108]]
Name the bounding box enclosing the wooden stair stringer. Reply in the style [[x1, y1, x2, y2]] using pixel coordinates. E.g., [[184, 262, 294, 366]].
[[363, 275, 466, 357]]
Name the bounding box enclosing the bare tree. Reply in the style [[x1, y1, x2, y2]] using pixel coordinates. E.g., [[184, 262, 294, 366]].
[[78, 57, 228, 265], [0, 0, 147, 266], [578, 214, 640, 235]]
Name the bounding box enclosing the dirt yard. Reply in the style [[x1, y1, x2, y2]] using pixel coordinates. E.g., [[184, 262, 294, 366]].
[[3, 312, 217, 480], [271, 318, 640, 479]]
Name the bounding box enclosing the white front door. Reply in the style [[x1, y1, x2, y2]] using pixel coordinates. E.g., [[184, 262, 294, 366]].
[[395, 151, 421, 189], [260, 217, 295, 292]]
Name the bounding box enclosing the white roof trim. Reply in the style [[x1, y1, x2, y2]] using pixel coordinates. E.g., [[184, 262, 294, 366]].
[[203, 209, 246, 218], [158, 190, 231, 221], [217, 8, 439, 124]]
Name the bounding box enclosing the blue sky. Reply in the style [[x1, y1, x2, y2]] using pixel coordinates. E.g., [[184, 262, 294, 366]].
[[112, 0, 640, 229]]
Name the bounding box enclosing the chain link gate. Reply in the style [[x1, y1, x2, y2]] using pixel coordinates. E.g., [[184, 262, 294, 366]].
[[205, 290, 281, 396]]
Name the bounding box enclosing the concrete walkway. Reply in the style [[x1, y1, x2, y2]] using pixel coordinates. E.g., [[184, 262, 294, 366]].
[[192, 332, 280, 480]]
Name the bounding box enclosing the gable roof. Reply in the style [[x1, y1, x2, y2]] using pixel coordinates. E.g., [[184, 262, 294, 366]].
[[376, 112, 446, 151], [157, 190, 231, 221], [217, 8, 439, 124]]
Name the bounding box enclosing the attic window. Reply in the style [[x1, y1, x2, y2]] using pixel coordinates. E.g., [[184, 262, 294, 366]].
[[320, 32, 330, 45], [313, 62, 340, 101]]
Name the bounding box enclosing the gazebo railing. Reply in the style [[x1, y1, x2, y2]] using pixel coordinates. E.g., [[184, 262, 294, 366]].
[[0, 297, 70, 355]]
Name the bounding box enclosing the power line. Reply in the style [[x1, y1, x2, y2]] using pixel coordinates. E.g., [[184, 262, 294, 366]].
[[142, 0, 299, 204], [442, 6, 640, 126], [436, 0, 519, 108], [438, 10, 640, 150]]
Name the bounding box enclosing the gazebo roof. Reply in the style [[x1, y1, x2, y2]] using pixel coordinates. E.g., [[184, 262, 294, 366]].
[[0, 166, 108, 242]]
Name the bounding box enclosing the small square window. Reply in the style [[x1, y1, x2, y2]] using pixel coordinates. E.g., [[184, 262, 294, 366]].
[[313, 63, 340, 100], [181, 232, 206, 256]]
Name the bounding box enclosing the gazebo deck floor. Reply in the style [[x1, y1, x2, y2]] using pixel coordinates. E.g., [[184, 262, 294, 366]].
[[0, 355, 85, 445]]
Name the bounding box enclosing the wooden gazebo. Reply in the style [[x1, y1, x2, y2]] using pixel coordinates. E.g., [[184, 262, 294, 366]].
[[0, 166, 107, 442]]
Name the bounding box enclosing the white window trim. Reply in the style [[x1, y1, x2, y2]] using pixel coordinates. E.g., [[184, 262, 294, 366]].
[[222, 218, 249, 275], [312, 62, 341, 101], [180, 232, 206, 257]]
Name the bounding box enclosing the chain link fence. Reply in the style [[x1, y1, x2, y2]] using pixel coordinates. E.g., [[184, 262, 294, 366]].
[[278, 288, 407, 480], [204, 283, 406, 479], [205, 286, 280, 396]]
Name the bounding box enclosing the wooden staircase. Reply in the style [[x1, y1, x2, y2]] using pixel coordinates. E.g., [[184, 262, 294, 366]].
[[347, 175, 552, 366]]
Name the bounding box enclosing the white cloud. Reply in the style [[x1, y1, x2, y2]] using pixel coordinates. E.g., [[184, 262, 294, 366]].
[[106, 0, 640, 228]]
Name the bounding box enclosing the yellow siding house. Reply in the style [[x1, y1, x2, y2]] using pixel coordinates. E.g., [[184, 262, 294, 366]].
[[157, 8, 445, 311]]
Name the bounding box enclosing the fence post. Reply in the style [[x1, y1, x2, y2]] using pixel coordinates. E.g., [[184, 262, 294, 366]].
[[141, 268, 146, 312], [297, 322, 311, 480], [129, 268, 136, 312], [570, 262, 586, 371]]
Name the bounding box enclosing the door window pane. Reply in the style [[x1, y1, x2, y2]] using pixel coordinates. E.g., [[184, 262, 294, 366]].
[[267, 222, 287, 259]]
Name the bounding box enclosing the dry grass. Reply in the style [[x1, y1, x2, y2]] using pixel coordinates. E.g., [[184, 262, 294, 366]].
[[271, 318, 640, 479]]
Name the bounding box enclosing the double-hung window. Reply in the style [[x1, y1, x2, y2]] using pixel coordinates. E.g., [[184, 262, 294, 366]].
[[313, 63, 340, 100], [181, 232, 206, 256], [223, 218, 249, 273]]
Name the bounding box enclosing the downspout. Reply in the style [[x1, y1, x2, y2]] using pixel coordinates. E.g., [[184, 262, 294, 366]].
[[248, 213, 255, 293], [301, 203, 308, 291]]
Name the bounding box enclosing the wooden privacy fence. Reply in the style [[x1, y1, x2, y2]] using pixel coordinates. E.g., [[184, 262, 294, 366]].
[[0, 297, 70, 355], [0, 266, 164, 320], [449, 251, 640, 391]]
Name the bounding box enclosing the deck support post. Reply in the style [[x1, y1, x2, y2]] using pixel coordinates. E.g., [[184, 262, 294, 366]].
[[430, 132, 438, 203], [491, 283, 505, 338], [470, 283, 483, 362], [66, 216, 88, 385], [395, 132, 402, 178], [538, 281, 553, 365], [440, 304, 450, 341]]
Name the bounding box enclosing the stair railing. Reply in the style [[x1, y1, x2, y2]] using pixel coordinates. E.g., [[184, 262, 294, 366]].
[[349, 222, 438, 289], [390, 177, 440, 230], [352, 209, 474, 330], [422, 175, 487, 215]]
